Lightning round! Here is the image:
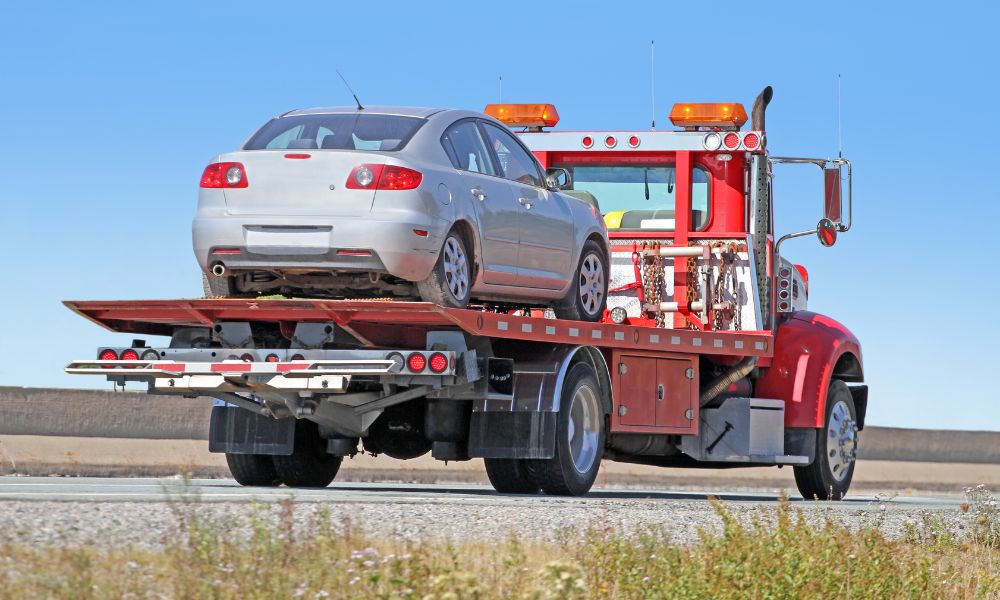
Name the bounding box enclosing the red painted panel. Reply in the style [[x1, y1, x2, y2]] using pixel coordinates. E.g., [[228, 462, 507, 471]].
[[655, 358, 696, 429], [615, 355, 657, 427], [754, 312, 864, 428], [610, 349, 699, 435]]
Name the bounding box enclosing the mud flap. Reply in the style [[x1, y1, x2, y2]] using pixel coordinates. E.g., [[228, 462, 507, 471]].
[[208, 405, 295, 455], [467, 411, 557, 459]]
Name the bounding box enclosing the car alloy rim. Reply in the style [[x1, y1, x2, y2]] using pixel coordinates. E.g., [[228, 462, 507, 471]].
[[567, 382, 601, 474], [578, 253, 605, 316], [827, 399, 857, 482], [443, 236, 469, 301]]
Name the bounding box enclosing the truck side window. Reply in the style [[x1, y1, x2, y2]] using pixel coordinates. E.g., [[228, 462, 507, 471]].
[[479, 122, 544, 187], [440, 120, 496, 176]]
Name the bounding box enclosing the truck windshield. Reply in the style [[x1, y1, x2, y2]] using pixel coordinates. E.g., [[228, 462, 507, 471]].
[[244, 114, 425, 152], [555, 164, 710, 231]]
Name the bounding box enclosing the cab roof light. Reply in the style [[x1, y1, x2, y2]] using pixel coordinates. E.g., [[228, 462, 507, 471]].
[[668, 103, 748, 130], [484, 103, 560, 128]]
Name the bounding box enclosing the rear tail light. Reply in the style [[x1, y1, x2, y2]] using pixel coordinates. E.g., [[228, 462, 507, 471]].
[[407, 353, 426, 372], [200, 162, 248, 188], [346, 164, 423, 190], [723, 133, 740, 150], [428, 352, 448, 373], [120, 349, 139, 361], [265, 354, 280, 363], [240, 353, 254, 362], [99, 349, 118, 361], [743, 132, 761, 150]]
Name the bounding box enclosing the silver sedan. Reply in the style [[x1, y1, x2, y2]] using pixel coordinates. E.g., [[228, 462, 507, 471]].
[[193, 106, 609, 321]]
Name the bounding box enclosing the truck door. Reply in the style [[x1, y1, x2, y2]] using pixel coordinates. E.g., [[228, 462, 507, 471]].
[[479, 122, 574, 290], [442, 119, 521, 286]]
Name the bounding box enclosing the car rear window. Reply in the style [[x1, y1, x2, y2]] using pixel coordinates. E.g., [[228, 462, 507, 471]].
[[244, 113, 425, 152]]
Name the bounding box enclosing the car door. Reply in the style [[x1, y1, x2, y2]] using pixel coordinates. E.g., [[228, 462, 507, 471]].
[[479, 121, 574, 290], [440, 119, 521, 286]]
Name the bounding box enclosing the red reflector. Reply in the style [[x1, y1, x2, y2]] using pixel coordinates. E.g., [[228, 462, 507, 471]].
[[743, 132, 760, 150], [200, 162, 248, 188], [581, 135, 594, 148], [212, 248, 241, 255], [413, 229, 429, 237], [99, 349, 118, 361], [284, 153, 311, 159], [605, 135, 617, 148], [428, 352, 448, 373], [627, 135, 640, 148], [336, 249, 373, 256], [265, 354, 280, 363], [723, 133, 740, 150], [407, 353, 426, 372], [240, 353, 254, 362]]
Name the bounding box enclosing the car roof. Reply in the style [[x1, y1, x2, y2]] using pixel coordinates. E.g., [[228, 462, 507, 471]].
[[283, 106, 449, 119]]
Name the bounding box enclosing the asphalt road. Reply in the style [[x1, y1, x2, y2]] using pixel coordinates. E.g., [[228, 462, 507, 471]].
[[0, 476, 965, 509]]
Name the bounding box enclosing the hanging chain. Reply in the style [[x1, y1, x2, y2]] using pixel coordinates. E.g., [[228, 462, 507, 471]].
[[640, 243, 666, 328], [711, 242, 742, 331]]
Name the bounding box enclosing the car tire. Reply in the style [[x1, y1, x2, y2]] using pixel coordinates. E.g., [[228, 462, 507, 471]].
[[529, 363, 605, 496], [271, 419, 342, 488], [202, 272, 238, 298], [794, 379, 859, 500], [484, 458, 540, 494], [553, 240, 608, 322], [416, 230, 472, 309], [225, 453, 281, 487]]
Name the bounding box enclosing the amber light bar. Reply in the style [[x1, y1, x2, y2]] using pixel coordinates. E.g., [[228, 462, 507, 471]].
[[484, 103, 560, 128], [669, 103, 748, 129]]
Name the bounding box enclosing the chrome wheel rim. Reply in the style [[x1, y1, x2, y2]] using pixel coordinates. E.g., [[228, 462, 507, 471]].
[[578, 253, 605, 316], [442, 236, 469, 301], [827, 399, 857, 482], [567, 383, 601, 474]]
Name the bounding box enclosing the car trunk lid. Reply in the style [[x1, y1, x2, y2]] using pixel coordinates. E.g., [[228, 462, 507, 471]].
[[221, 151, 386, 217]]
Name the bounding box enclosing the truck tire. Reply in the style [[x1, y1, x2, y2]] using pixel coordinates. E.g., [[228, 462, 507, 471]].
[[553, 241, 608, 322], [794, 379, 858, 500], [484, 459, 540, 494], [225, 453, 281, 487], [416, 230, 471, 309], [530, 362, 605, 496], [271, 419, 342, 488]]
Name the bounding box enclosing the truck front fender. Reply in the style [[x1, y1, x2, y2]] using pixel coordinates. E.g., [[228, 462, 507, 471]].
[[755, 311, 864, 429]]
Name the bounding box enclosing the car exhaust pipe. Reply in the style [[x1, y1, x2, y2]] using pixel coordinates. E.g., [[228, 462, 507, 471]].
[[211, 263, 226, 277], [751, 86, 773, 132]]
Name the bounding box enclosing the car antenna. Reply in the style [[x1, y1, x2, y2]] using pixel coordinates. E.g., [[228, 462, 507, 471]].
[[499, 74, 502, 103], [650, 40, 656, 129], [337, 69, 364, 111], [837, 73, 843, 159]]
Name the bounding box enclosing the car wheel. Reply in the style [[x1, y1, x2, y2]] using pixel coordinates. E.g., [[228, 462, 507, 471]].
[[202, 272, 237, 298], [793, 379, 858, 500], [484, 458, 540, 494], [225, 453, 281, 487], [553, 240, 607, 322], [416, 230, 472, 308], [529, 363, 605, 496], [271, 419, 342, 488]]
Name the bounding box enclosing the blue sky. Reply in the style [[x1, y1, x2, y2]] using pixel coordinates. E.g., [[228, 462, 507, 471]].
[[0, 1, 996, 430]]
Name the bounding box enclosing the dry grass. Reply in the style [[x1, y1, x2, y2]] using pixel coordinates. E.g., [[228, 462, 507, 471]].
[[0, 488, 997, 599]]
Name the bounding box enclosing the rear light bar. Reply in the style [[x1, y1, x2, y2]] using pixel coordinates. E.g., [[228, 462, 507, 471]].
[[200, 162, 248, 188], [346, 164, 422, 190], [777, 266, 794, 313]]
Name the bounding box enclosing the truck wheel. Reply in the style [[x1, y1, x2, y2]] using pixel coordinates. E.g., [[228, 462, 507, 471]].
[[225, 453, 281, 487], [272, 419, 342, 488], [484, 459, 540, 494], [416, 230, 471, 309], [530, 363, 605, 496], [794, 379, 858, 500], [553, 241, 607, 322]]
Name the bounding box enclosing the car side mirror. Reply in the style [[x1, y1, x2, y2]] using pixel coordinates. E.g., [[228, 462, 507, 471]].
[[817, 218, 838, 247], [824, 166, 843, 224], [545, 168, 572, 190]]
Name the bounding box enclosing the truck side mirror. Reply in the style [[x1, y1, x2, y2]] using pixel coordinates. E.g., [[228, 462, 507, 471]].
[[545, 168, 572, 190], [824, 167, 843, 224], [817, 218, 838, 247]]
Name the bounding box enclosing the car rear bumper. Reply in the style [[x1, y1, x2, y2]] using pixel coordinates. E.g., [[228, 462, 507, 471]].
[[193, 215, 448, 281]]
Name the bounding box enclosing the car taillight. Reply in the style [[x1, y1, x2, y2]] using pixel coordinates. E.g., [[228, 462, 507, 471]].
[[346, 164, 422, 190], [201, 162, 248, 188], [428, 352, 448, 373], [407, 353, 426, 372]]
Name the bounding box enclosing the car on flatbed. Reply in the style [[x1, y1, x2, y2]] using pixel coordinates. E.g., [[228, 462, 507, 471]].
[[194, 106, 610, 322]]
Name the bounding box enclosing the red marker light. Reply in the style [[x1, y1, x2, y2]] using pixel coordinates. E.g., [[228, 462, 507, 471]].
[[627, 135, 640, 148], [407, 353, 426, 372], [723, 133, 740, 150], [605, 135, 617, 148], [743, 132, 761, 150], [428, 352, 448, 373], [99, 349, 118, 361], [412, 229, 429, 237], [581, 135, 593, 148], [291, 354, 305, 361], [240, 353, 254, 362], [121, 349, 139, 361], [265, 354, 280, 363]]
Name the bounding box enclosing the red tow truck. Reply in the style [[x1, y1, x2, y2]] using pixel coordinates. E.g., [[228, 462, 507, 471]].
[[66, 87, 865, 499]]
